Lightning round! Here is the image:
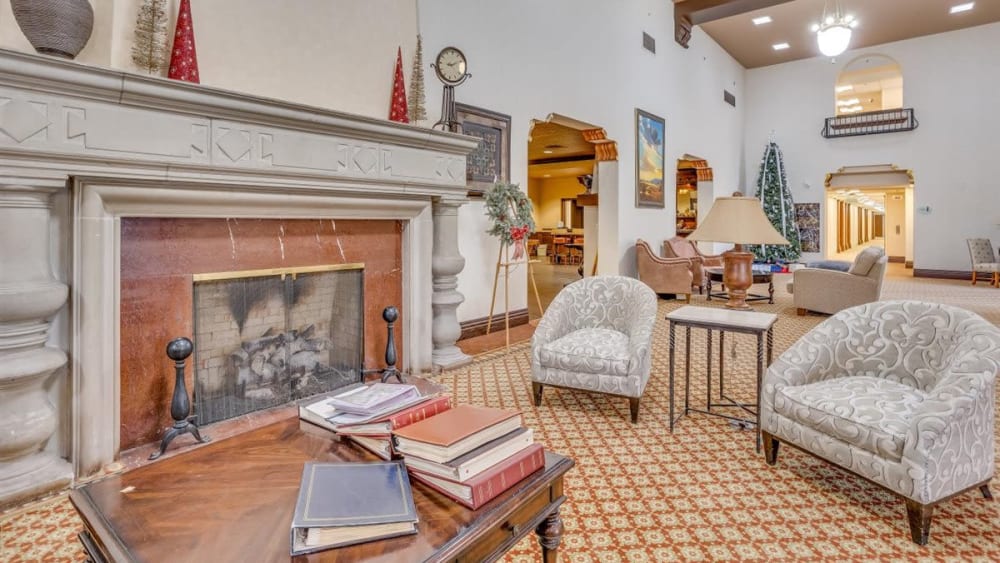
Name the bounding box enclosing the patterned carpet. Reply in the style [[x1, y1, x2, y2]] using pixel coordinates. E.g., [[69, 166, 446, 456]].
[[3, 268, 1000, 561]]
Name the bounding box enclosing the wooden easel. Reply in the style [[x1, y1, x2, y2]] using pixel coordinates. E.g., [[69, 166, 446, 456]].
[[485, 243, 544, 349]]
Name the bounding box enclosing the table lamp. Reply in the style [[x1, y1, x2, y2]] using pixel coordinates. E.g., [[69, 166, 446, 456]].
[[687, 193, 788, 310]]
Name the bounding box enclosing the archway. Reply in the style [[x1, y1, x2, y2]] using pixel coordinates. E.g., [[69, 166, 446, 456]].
[[525, 114, 617, 319], [825, 165, 914, 271], [834, 54, 903, 115]]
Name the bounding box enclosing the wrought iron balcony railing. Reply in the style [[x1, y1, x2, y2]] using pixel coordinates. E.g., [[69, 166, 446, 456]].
[[822, 108, 918, 139]]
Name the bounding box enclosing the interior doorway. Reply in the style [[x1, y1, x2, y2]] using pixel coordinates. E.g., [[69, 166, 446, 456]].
[[825, 165, 914, 270], [674, 154, 714, 244], [525, 114, 616, 319]]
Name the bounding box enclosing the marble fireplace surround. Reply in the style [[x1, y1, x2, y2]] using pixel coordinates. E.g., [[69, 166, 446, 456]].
[[0, 49, 477, 504]]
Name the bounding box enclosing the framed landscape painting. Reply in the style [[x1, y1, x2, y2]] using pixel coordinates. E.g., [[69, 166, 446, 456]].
[[635, 109, 665, 208]]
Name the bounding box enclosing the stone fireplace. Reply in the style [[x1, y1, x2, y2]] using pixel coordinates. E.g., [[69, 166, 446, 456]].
[[0, 49, 476, 507]]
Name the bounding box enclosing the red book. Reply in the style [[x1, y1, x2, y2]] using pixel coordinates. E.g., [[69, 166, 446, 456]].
[[393, 405, 522, 463], [336, 396, 452, 437], [409, 444, 545, 509]]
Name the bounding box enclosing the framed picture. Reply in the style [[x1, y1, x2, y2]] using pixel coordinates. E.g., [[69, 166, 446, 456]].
[[635, 109, 665, 208], [795, 202, 821, 252], [455, 103, 511, 198]]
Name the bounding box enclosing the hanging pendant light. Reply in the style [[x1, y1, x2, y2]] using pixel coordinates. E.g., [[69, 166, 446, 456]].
[[811, 2, 858, 57]]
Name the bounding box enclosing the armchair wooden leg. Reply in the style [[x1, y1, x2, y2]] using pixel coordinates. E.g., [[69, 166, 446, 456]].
[[685, 294, 691, 304], [532, 382, 543, 406], [762, 431, 779, 465], [628, 397, 640, 423], [796, 308, 807, 316], [905, 499, 934, 546], [971, 271, 978, 285], [981, 484, 993, 500]]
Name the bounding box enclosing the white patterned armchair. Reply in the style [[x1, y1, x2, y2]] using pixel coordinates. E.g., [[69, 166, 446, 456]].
[[761, 300, 1000, 545], [531, 276, 657, 423]]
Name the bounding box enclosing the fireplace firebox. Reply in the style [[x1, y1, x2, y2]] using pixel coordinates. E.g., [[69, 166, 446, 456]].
[[192, 265, 364, 425]]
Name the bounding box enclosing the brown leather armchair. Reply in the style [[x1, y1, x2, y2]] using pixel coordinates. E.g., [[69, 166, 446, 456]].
[[635, 239, 693, 301], [662, 236, 724, 294]]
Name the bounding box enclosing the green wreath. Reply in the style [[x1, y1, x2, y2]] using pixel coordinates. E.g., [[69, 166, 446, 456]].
[[484, 182, 535, 246]]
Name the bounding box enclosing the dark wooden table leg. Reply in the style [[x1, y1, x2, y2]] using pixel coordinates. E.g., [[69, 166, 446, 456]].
[[536, 508, 563, 563], [707, 277, 713, 300], [768, 279, 774, 304]]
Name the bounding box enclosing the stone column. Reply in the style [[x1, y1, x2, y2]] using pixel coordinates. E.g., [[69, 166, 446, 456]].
[[431, 198, 471, 370], [0, 185, 72, 508]]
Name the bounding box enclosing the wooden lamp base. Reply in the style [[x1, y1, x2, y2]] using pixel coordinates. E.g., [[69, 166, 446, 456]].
[[722, 244, 754, 310]]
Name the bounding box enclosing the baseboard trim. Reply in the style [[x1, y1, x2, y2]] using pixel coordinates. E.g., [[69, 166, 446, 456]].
[[913, 269, 973, 281], [904, 261, 913, 269], [888, 256, 905, 263], [459, 308, 530, 341]]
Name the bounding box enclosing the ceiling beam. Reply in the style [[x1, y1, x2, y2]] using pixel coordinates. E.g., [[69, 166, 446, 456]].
[[674, 0, 795, 48]]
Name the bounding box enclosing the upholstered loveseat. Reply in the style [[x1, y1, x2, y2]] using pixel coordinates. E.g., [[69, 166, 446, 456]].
[[661, 236, 724, 294], [761, 300, 1000, 544], [531, 275, 657, 423]]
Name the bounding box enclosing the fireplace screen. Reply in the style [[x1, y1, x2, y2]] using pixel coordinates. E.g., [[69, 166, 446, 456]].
[[192, 265, 364, 425]]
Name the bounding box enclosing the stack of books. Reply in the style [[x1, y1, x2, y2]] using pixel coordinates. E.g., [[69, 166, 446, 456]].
[[392, 405, 544, 509], [299, 386, 545, 511], [299, 383, 451, 460]]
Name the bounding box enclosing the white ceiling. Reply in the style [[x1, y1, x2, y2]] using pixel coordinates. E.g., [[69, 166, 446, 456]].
[[689, 0, 1000, 69]]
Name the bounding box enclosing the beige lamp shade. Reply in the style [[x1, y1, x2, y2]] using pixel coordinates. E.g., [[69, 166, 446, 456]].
[[687, 196, 790, 245]]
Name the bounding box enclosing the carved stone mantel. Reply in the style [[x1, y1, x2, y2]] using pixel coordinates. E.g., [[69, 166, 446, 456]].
[[0, 48, 477, 501]]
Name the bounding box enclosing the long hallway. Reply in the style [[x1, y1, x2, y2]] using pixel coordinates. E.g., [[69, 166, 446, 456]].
[[828, 239, 886, 262]]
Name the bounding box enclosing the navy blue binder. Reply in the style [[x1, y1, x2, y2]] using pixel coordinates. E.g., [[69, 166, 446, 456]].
[[290, 460, 418, 555]]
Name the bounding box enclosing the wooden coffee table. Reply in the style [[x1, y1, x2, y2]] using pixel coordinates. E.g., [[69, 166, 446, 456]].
[[70, 418, 573, 562], [705, 267, 774, 304]]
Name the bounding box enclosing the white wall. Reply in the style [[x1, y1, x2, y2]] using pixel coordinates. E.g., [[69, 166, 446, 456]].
[[420, 0, 746, 320], [745, 22, 1000, 271], [2, 0, 418, 119]]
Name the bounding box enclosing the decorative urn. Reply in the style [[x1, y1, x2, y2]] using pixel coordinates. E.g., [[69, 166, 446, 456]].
[[11, 0, 95, 59]]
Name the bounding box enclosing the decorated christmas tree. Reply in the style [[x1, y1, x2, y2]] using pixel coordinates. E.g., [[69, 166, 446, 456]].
[[748, 141, 801, 262]]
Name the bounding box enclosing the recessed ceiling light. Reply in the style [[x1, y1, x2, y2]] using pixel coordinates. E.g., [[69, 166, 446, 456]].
[[752, 16, 772, 25], [543, 174, 551, 178], [772, 42, 790, 50], [835, 85, 853, 93], [950, 2, 975, 14], [836, 98, 861, 106]]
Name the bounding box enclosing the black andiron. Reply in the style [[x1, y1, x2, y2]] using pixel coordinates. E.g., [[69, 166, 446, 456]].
[[379, 306, 403, 383], [149, 337, 210, 460]]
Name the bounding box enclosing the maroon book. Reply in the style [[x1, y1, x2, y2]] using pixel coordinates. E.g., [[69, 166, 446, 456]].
[[409, 444, 545, 509]]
